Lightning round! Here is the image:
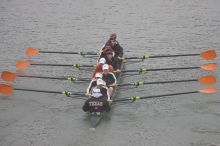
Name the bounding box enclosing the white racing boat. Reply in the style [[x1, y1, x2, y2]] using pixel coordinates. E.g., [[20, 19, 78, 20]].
[[86, 49, 124, 128]]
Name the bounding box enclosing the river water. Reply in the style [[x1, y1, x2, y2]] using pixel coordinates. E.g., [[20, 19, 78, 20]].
[[0, 0, 220, 146]]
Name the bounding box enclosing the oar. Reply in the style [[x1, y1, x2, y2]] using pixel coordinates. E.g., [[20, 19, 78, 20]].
[[1, 71, 216, 86], [25, 48, 98, 57], [113, 88, 218, 102], [15, 60, 95, 70], [25, 48, 217, 60], [1, 71, 91, 82], [31, 63, 94, 68], [16, 59, 218, 72], [123, 50, 217, 60], [117, 75, 216, 87], [121, 63, 218, 74], [0, 84, 88, 99]]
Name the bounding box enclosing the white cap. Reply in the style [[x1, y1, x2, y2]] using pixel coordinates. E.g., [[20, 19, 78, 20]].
[[99, 58, 106, 64], [102, 64, 109, 71], [97, 78, 104, 85], [95, 72, 103, 78]]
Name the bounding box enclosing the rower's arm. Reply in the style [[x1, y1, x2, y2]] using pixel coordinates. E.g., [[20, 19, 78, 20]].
[[101, 87, 110, 100], [110, 72, 117, 84], [106, 87, 110, 100], [86, 79, 95, 94]]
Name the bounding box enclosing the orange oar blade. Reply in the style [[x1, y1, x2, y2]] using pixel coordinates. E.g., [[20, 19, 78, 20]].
[[1, 71, 17, 82], [25, 48, 39, 57], [16, 60, 31, 70], [199, 88, 218, 94], [200, 63, 218, 71], [0, 84, 14, 94], [200, 50, 217, 60], [198, 75, 216, 85]]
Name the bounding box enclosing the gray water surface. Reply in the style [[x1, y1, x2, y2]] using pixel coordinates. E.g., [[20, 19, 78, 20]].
[[0, 0, 220, 146]]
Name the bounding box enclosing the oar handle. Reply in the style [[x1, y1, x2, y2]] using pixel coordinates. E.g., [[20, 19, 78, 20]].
[[124, 57, 140, 60], [67, 76, 90, 82]]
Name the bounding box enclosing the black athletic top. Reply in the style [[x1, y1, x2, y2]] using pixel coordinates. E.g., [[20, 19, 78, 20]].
[[102, 72, 117, 87]]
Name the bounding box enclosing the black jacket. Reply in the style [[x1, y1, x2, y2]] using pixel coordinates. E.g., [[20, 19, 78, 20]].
[[102, 72, 117, 87], [105, 57, 120, 70]]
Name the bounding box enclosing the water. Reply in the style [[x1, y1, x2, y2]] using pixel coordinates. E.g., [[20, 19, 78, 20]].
[[0, 0, 220, 145]]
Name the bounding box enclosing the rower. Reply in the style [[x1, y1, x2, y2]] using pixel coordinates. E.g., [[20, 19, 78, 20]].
[[92, 58, 106, 78], [102, 64, 117, 97], [93, 57, 113, 78], [105, 51, 121, 72], [99, 45, 114, 58], [86, 72, 106, 95], [92, 78, 110, 100], [83, 78, 110, 112]]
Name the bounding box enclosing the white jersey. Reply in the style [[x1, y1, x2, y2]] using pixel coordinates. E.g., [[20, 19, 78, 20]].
[[91, 86, 110, 100], [91, 88, 103, 98]]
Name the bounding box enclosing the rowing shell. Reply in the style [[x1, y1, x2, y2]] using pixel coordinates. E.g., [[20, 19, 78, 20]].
[[88, 53, 124, 128]]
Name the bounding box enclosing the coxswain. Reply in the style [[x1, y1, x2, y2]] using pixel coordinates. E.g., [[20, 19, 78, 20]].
[[106, 33, 123, 59], [102, 64, 117, 97], [83, 78, 110, 112]]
